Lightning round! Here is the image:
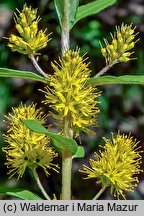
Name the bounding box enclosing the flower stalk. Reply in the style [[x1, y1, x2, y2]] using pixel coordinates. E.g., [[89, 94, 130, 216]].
[[94, 61, 117, 78], [92, 186, 106, 200], [33, 171, 51, 200], [30, 55, 47, 78]]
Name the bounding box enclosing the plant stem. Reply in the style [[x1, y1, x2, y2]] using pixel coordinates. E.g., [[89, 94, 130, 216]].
[[94, 61, 117, 78], [33, 171, 51, 200], [30, 55, 47, 78], [61, 116, 73, 200], [61, 155, 72, 200], [61, 0, 70, 55], [92, 186, 106, 200], [60, 0, 72, 200]]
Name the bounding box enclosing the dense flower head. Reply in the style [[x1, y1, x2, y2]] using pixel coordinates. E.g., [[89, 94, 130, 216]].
[[80, 133, 142, 199], [3, 103, 58, 179], [41, 50, 100, 136], [8, 4, 48, 56], [101, 23, 138, 64]]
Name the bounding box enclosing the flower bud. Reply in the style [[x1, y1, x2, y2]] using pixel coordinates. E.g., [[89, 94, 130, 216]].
[[122, 44, 128, 52], [101, 48, 107, 57], [119, 56, 130, 62], [112, 39, 117, 49]]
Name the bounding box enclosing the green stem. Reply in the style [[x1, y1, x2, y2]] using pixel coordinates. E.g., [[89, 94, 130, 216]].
[[61, 116, 73, 200], [60, 0, 72, 200], [92, 186, 106, 200], [61, 155, 72, 200], [33, 171, 51, 200]]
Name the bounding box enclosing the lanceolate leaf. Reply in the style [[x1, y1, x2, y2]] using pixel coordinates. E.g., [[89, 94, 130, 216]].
[[54, 0, 79, 29], [75, 0, 116, 24], [0, 68, 48, 83], [22, 120, 78, 155], [86, 75, 144, 86], [0, 187, 43, 200], [54, 0, 64, 27]]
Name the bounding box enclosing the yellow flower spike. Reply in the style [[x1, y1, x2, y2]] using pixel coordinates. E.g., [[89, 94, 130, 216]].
[[8, 4, 49, 56], [3, 103, 58, 179], [18, 5, 37, 26], [101, 23, 138, 65], [80, 133, 142, 199], [41, 50, 101, 136]]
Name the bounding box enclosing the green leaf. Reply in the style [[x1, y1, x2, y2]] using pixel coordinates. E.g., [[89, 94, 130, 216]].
[[0, 187, 42, 200], [0, 68, 48, 83], [75, 0, 116, 24], [22, 120, 78, 155], [54, 0, 79, 29], [86, 75, 144, 86], [72, 146, 85, 159]]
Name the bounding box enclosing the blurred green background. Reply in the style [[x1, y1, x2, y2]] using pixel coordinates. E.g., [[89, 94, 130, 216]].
[[0, 0, 144, 200]]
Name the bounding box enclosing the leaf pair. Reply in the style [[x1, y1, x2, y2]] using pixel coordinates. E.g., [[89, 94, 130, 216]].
[[1, 68, 144, 86], [22, 120, 84, 159], [54, 0, 117, 30]]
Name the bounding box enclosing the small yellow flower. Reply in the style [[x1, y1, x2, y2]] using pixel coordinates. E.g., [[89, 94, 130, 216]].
[[41, 50, 100, 136], [101, 24, 138, 64], [3, 103, 58, 179], [8, 4, 48, 56], [80, 133, 142, 199]]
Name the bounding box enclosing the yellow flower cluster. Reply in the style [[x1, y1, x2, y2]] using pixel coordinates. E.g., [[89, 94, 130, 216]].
[[41, 50, 100, 136], [3, 104, 58, 179], [101, 24, 137, 64], [8, 4, 48, 56], [80, 133, 142, 199]]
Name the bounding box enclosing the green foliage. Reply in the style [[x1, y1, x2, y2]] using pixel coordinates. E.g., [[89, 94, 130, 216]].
[[54, 0, 116, 30], [75, 0, 117, 25], [87, 75, 144, 86], [0, 187, 42, 200], [22, 120, 78, 156], [54, 0, 79, 29], [72, 146, 85, 159], [0, 68, 48, 83]]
